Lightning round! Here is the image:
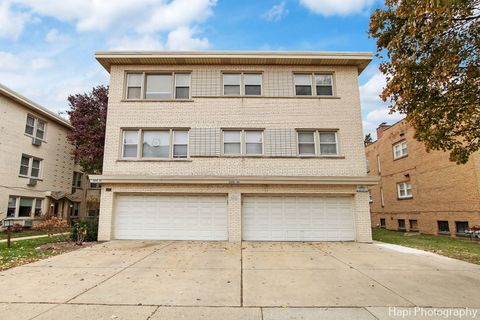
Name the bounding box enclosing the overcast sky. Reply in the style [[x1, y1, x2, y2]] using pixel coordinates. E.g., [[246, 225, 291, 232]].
[[0, 0, 404, 138]]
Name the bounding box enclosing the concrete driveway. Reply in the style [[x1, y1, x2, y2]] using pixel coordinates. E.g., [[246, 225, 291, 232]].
[[1, 241, 479, 320]]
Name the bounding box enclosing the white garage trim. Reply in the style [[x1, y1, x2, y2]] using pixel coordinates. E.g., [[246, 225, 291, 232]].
[[114, 195, 228, 240], [242, 195, 355, 241]]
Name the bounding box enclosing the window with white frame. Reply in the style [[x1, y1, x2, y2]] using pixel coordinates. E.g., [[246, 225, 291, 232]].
[[393, 140, 408, 159], [222, 130, 263, 155], [295, 73, 334, 96], [125, 72, 191, 100], [223, 73, 262, 96], [298, 132, 316, 155], [368, 190, 373, 203], [19, 155, 42, 178], [297, 130, 338, 156], [6, 197, 43, 218], [25, 115, 47, 140], [126, 73, 142, 99], [397, 182, 412, 199], [122, 129, 189, 159], [223, 74, 241, 96], [123, 130, 139, 158]]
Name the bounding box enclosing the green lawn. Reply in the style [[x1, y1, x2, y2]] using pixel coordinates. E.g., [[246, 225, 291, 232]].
[[0, 230, 49, 240], [0, 235, 66, 270], [372, 228, 480, 265]]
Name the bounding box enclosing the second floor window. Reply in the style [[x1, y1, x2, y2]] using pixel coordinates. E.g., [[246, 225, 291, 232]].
[[393, 140, 408, 159], [72, 172, 83, 188], [19, 155, 42, 178], [297, 131, 338, 156], [223, 73, 262, 96], [126, 72, 191, 100], [223, 130, 263, 155], [122, 129, 189, 159], [294, 73, 334, 96], [25, 115, 46, 140], [397, 181, 412, 199]]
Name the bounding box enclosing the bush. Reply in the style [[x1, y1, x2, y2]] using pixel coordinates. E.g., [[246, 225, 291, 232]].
[[34, 216, 69, 236], [71, 220, 98, 243]]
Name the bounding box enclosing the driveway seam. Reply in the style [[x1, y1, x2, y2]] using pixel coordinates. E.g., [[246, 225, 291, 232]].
[[364, 306, 380, 320], [28, 303, 61, 320], [146, 305, 159, 320], [64, 241, 175, 304], [318, 246, 417, 307]]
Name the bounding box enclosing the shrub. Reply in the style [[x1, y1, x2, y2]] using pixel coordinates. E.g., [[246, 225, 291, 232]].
[[71, 220, 98, 243], [34, 216, 69, 236], [11, 223, 23, 233]]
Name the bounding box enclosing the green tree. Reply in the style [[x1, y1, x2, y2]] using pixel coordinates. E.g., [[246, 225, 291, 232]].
[[364, 133, 374, 146], [369, 0, 480, 163]]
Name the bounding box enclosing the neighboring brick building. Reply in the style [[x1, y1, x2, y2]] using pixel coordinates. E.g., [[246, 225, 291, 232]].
[[366, 120, 480, 237], [91, 51, 378, 242], [0, 83, 99, 225]]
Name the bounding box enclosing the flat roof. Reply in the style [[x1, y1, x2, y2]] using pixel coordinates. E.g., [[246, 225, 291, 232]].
[[0, 83, 72, 129], [95, 50, 372, 73]]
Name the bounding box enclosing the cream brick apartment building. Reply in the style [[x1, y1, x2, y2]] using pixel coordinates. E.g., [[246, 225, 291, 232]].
[[91, 51, 378, 242], [366, 120, 480, 236], [0, 83, 99, 225]]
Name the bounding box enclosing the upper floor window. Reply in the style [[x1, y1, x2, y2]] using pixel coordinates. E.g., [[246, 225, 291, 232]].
[[19, 155, 42, 179], [125, 72, 191, 100], [223, 73, 262, 96], [397, 181, 412, 199], [72, 172, 83, 188], [122, 129, 189, 160], [297, 130, 338, 156], [393, 140, 408, 159], [25, 115, 46, 140], [72, 202, 80, 217], [222, 130, 263, 155], [294, 73, 334, 96]]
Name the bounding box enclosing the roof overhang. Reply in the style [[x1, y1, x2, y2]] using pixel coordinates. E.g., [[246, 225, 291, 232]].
[[89, 175, 379, 186], [0, 83, 72, 129], [95, 51, 372, 74]]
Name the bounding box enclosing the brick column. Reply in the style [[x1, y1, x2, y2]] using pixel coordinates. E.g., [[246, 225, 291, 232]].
[[97, 187, 114, 241], [228, 191, 242, 242], [353, 192, 373, 242]]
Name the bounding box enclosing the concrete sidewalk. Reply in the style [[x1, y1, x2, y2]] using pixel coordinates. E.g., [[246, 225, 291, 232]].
[[0, 240, 479, 319], [0, 232, 70, 243]]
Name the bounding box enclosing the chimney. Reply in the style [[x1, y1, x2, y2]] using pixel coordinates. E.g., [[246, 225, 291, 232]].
[[376, 122, 391, 139]]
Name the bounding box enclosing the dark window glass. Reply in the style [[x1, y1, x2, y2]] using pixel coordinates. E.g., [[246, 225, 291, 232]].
[[7, 196, 16, 217], [245, 85, 261, 95], [20, 156, 29, 176], [398, 219, 406, 229], [18, 198, 33, 217], [409, 219, 418, 230], [175, 87, 189, 99], [455, 221, 469, 234], [380, 218, 386, 227], [25, 116, 35, 135], [316, 86, 333, 96], [224, 85, 240, 95], [295, 85, 312, 96], [438, 221, 449, 233]]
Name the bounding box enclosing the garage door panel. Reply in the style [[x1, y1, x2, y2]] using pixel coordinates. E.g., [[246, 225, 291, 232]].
[[114, 195, 228, 240], [242, 196, 354, 241]]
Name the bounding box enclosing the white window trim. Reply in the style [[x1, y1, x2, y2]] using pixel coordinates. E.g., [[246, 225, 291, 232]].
[[7, 197, 44, 219], [297, 130, 339, 157], [222, 72, 263, 96], [19, 154, 43, 179], [294, 73, 335, 97], [380, 187, 385, 207], [125, 72, 191, 100], [121, 129, 190, 160], [25, 114, 47, 142], [393, 140, 408, 159], [397, 182, 413, 199], [221, 129, 264, 156]]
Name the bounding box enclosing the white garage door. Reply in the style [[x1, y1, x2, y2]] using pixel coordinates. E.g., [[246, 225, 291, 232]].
[[114, 195, 228, 240], [242, 196, 354, 241]]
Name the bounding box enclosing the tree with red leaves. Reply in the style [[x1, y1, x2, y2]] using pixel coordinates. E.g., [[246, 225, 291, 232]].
[[67, 85, 108, 174]]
